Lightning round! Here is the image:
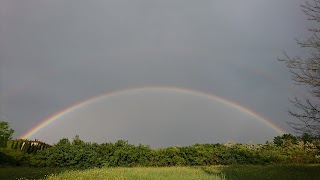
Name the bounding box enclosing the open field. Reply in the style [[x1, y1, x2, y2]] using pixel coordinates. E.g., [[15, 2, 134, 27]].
[[1, 165, 320, 180]]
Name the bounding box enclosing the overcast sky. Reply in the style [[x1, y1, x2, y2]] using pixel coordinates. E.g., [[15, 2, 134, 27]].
[[0, 0, 311, 147]]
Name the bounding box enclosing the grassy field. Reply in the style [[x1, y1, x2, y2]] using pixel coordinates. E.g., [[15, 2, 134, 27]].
[[1, 165, 320, 180]]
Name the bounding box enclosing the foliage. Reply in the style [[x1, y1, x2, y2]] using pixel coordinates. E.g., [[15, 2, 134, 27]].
[[72, 135, 84, 145], [0, 121, 14, 147], [0, 167, 67, 180], [273, 134, 298, 146], [0, 148, 31, 166], [25, 134, 320, 168], [278, 0, 320, 137], [1, 134, 319, 168], [0, 139, 51, 166], [6, 139, 51, 154], [55, 138, 70, 146], [217, 165, 320, 180]]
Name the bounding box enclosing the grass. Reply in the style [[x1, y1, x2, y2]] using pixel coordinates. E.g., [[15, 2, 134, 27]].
[[208, 164, 320, 180], [0, 165, 320, 180], [46, 166, 224, 180], [0, 166, 66, 180]]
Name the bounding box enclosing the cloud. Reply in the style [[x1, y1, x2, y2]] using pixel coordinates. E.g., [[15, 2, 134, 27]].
[[0, 0, 308, 146]]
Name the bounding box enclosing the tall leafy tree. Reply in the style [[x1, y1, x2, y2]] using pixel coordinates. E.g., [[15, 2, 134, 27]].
[[72, 135, 84, 145], [56, 138, 71, 146], [279, 0, 320, 137], [0, 121, 14, 147]]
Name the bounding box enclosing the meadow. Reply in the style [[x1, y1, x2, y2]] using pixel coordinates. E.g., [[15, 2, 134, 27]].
[[1, 165, 320, 180]]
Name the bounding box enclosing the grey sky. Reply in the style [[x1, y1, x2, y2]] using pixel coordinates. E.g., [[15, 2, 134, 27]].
[[0, 0, 310, 146]]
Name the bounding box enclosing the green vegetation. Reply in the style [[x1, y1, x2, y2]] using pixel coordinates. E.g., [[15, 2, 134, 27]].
[[7, 139, 51, 154], [50, 165, 319, 180], [1, 165, 319, 180], [0, 123, 319, 179], [0, 167, 66, 180], [45, 167, 223, 180], [1, 121, 320, 180], [0, 121, 14, 148], [1, 134, 320, 168], [26, 134, 320, 168]]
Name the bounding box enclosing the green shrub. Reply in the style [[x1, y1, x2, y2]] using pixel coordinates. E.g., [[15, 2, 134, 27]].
[[0, 148, 31, 166], [5, 134, 320, 168]]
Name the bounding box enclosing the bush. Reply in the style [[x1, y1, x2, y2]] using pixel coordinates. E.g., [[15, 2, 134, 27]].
[[0, 148, 31, 166], [6, 134, 320, 168]]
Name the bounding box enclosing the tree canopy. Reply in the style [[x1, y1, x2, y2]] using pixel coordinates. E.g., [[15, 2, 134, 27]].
[[0, 121, 14, 147]]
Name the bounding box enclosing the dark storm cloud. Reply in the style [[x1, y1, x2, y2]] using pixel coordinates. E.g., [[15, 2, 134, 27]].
[[0, 0, 310, 146]]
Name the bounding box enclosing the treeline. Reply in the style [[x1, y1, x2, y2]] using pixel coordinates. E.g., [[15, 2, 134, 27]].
[[0, 139, 51, 166], [7, 139, 51, 154], [1, 134, 319, 168]]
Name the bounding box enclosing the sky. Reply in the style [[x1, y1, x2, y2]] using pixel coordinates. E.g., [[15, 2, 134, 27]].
[[0, 0, 311, 147]]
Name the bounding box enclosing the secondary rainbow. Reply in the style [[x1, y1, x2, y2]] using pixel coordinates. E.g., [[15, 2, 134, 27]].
[[20, 86, 287, 139]]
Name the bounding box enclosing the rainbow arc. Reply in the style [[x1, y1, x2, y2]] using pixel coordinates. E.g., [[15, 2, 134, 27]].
[[20, 86, 287, 139]]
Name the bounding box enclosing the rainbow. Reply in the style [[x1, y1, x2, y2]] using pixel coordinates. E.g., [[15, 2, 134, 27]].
[[20, 86, 287, 139]]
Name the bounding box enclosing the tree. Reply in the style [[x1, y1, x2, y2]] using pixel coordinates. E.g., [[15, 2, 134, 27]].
[[56, 138, 71, 146], [279, 0, 320, 137], [0, 121, 14, 147], [273, 134, 298, 146], [72, 135, 84, 145]]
